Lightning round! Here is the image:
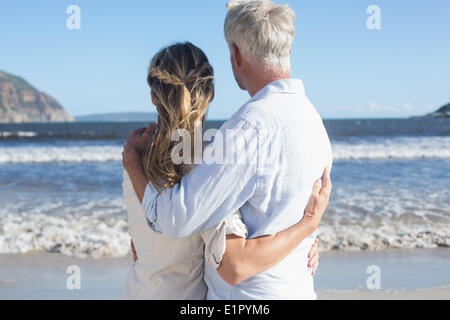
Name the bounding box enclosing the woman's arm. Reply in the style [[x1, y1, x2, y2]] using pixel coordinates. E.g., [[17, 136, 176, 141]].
[[217, 167, 331, 285]]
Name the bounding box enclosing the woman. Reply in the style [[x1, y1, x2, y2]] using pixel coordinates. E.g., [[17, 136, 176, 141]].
[[123, 42, 330, 299]]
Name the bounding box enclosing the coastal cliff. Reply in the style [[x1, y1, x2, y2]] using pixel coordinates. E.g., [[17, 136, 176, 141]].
[[424, 103, 450, 118], [0, 70, 74, 123]]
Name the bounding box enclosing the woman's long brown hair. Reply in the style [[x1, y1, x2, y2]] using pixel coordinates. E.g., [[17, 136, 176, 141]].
[[143, 42, 215, 190]]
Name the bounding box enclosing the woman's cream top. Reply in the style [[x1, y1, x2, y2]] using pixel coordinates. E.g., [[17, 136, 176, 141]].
[[122, 170, 247, 300]]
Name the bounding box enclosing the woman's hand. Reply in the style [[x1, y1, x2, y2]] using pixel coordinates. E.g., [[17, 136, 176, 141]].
[[302, 167, 331, 276], [131, 240, 138, 263], [300, 167, 332, 233], [217, 168, 332, 285], [308, 239, 319, 276]]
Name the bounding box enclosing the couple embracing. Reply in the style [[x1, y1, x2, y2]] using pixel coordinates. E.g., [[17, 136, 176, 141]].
[[122, 0, 332, 300]]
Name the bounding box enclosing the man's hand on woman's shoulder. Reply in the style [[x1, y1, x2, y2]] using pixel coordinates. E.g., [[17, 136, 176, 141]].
[[126, 123, 157, 151], [122, 123, 157, 170]]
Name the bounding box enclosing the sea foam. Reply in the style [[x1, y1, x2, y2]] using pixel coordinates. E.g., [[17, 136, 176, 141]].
[[0, 145, 122, 163], [1, 211, 449, 258], [332, 136, 450, 160], [0, 131, 37, 138], [0, 213, 130, 258], [0, 136, 449, 163]]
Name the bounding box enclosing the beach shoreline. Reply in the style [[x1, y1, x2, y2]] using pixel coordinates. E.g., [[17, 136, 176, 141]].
[[1, 248, 448, 300], [318, 287, 450, 300]]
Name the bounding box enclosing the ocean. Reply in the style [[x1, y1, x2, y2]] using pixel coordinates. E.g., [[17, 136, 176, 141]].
[[0, 118, 449, 258]]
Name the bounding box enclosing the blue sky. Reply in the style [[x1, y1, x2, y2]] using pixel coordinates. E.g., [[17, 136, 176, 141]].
[[0, 0, 449, 119]]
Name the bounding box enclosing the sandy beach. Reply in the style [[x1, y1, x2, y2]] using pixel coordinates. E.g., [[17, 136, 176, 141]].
[[1, 248, 449, 300], [318, 287, 450, 300]]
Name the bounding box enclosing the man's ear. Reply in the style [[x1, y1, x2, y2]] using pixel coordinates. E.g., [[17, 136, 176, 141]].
[[231, 43, 242, 69]]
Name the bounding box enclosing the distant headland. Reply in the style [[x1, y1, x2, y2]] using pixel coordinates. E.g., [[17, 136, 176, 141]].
[[422, 103, 450, 118], [0, 70, 74, 123]]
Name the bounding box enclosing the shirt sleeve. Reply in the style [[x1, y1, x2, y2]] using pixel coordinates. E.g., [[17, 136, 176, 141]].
[[200, 211, 248, 269], [142, 116, 261, 238]]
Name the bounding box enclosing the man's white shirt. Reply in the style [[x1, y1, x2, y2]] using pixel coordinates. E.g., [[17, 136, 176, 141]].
[[142, 79, 333, 299]]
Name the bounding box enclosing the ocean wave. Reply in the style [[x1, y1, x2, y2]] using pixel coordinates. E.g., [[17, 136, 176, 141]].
[[0, 212, 449, 258], [333, 136, 450, 160], [317, 221, 450, 251], [0, 136, 449, 164], [0, 131, 37, 138], [0, 213, 130, 258], [0, 145, 123, 163]]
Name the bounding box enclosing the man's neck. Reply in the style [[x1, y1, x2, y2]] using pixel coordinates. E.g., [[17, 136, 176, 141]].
[[247, 72, 291, 97]]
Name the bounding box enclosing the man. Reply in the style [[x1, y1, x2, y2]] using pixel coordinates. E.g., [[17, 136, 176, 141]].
[[123, 0, 333, 299]]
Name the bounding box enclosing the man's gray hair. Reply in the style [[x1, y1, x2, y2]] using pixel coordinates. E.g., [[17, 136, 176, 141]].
[[224, 0, 296, 73]]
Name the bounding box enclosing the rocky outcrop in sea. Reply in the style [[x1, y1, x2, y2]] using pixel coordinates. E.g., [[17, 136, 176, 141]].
[[0, 70, 74, 123]]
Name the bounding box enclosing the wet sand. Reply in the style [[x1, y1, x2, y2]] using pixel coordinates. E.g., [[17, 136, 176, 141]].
[[318, 287, 450, 300], [0, 248, 449, 300]]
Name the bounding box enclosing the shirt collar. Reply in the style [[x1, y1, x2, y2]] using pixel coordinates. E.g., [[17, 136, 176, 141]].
[[250, 78, 305, 103]]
